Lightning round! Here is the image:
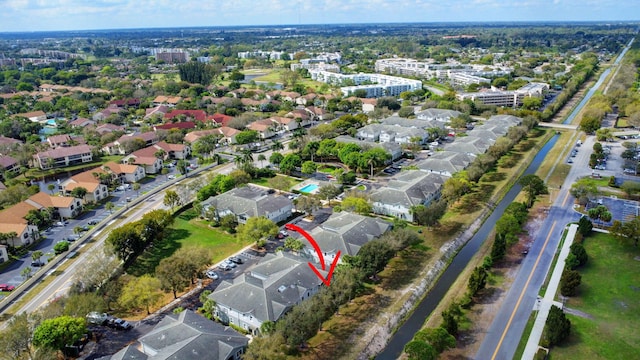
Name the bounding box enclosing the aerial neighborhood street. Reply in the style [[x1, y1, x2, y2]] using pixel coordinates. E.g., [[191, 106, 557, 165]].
[[0, 5, 639, 360]]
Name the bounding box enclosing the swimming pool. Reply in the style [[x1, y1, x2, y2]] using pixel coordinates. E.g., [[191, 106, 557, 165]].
[[46, 119, 57, 126], [299, 183, 319, 193]]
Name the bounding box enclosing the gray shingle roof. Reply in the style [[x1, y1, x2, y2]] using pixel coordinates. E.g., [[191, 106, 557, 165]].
[[381, 116, 446, 129], [102, 310, 247, 360], [415, 151, 474, 175], [308, 212, 391, 256], [138, 310, 247, 360], [201, 186, 292, 220], [415, 108, 462, 121], [371, 170, 446, 209], [209, 252, 326, 324], [445, 136, 492, 155]]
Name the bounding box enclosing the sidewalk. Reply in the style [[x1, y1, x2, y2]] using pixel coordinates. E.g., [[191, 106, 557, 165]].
[[522, 223, 578, 359]]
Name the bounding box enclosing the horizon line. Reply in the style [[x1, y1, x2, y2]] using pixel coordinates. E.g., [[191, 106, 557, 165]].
[[1, 19, 639, 35]]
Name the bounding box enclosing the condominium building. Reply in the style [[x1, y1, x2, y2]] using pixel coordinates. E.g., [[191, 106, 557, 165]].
[[309, 70, 422, 98], [456, 82, 549, 108]]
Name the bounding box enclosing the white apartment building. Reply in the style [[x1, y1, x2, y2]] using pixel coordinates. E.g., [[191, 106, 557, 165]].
[[456, 82, 549, 108], [375, 58, 511, 81], [309, 70, 422, 98]]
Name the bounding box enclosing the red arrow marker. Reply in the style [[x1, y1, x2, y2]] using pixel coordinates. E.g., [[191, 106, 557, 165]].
[[285, 223, 326, 270], [284, 223, 341, 286], [308, 251, 341, 287]]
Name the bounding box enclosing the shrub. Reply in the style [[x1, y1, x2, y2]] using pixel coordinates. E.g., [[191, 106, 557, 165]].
[[560, 269, 582, 296]]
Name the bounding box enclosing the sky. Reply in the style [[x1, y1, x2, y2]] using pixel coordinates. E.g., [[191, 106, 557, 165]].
[[0, 0, 638, 32]]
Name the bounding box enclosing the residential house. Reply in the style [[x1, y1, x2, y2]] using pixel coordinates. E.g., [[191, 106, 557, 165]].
[[201, 186, 293, 224], [95, 123, 125, 135], [0, 156, 20, 175], [109, 98, 140, 108], [152, 95, 182, 107], [102, 310, 248, 360], [124, 147, 164, 174], [361, 98, 377, 113], [47, 134, 72, 148], [0, 136, 23, 147], [93, 107, 124, 122], [371, 170, 447, 222], [269, 116, 299, 132], [305, 212, 391, 266], [33, 145, 93, 169], [381, 116, 446, 131], [102, 161, 146, 183], [305, 106, 332, 121], [247, 119, 277, 139], [216, 126, 240, 145], [26, 192, 82, 219], [210, 113, 234, 126], [0, 202, 40, 246], [445, 136, 493, 156], [103, 132, 158, 155], [415, 151, 474, 177], [144, 105, 170, 120], [154, 121, 196, 131], [184, 129, 220, 144], [164, 109, 208, 123], [285, 109, 312, 127], [60, 170, 109, 203], [415, 108, 462, 122], [153, 141, 191, 160], [14, 110, 46, 122], [68, 117, 95, 128], [209, 252, 326, 334]]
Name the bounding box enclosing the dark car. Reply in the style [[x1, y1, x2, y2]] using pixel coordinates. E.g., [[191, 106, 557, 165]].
[[229, 256, 244, 264], [32, 260, 45, 267], [87, 219, 100, 225]]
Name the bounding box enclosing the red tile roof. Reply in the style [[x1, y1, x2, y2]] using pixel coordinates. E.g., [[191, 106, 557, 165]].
[[155, 122, 196, 130], [164, 109, 207, 122]]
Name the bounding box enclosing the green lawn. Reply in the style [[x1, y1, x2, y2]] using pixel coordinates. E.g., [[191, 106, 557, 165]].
[[128, 208, 249, 276], [550, 232, 640, 359]]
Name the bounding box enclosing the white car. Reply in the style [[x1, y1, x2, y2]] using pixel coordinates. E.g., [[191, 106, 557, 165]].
[[205, 270, 219, 280], [168, 174, 175, 180]]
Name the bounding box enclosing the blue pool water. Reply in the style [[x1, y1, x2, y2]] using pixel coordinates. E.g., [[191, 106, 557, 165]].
[[46, 119, 57, 126], [299, 183, 319, 193]]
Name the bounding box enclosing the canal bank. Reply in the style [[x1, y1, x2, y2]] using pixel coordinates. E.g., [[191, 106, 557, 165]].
[[355, 131, 557, 360]]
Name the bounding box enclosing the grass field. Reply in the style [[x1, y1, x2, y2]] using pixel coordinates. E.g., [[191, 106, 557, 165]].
[[128, 208, 248, 276], [550, 232, 640, 359]]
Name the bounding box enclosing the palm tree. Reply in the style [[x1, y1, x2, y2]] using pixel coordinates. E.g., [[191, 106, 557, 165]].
[[271, 140, 284, 152], [241, 149, 254, 165], [105, 202, 115, 214], [47, 183, 56, 194], [258, 154, 267, 168]]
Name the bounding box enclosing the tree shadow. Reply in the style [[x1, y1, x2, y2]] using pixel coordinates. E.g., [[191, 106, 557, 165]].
[[127, 228, 189, 276], [480, 171, 506, 182]]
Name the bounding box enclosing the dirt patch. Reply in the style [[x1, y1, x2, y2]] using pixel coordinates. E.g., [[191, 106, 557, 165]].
[[440, 201, 549, 359]]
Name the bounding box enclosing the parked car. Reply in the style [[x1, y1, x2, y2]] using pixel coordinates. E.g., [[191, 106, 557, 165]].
[[218, 263, 232, 271], [31, 260, 45, 267], [229, 256, 244, 264], [66, 234, 80, 242], [126, 197, 132, 202], [224, 260, 237, 268], [113, 319, 132, 330], [106, 317, 132, 330], [86, 312, 109, 325], [168, 174, 176, 180], [88, 219, 100, 225], [55, 221, 67, 227], [205, 270, 219, 280], [0, 284, 16, 292]]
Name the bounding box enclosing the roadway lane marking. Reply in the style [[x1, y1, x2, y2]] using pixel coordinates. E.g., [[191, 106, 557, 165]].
[[562, 190, 571, 207], [491, 220, 557, 360]]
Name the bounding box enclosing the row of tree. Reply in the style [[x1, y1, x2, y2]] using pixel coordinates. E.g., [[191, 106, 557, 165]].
[[243, 229, 422, 358]]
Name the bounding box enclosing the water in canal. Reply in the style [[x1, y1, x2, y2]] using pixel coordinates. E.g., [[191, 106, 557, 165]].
[[375, 134, 558, 359]]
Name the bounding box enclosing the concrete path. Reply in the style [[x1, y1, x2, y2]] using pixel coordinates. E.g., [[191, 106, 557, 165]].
[[522, 223, 578, 359]]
